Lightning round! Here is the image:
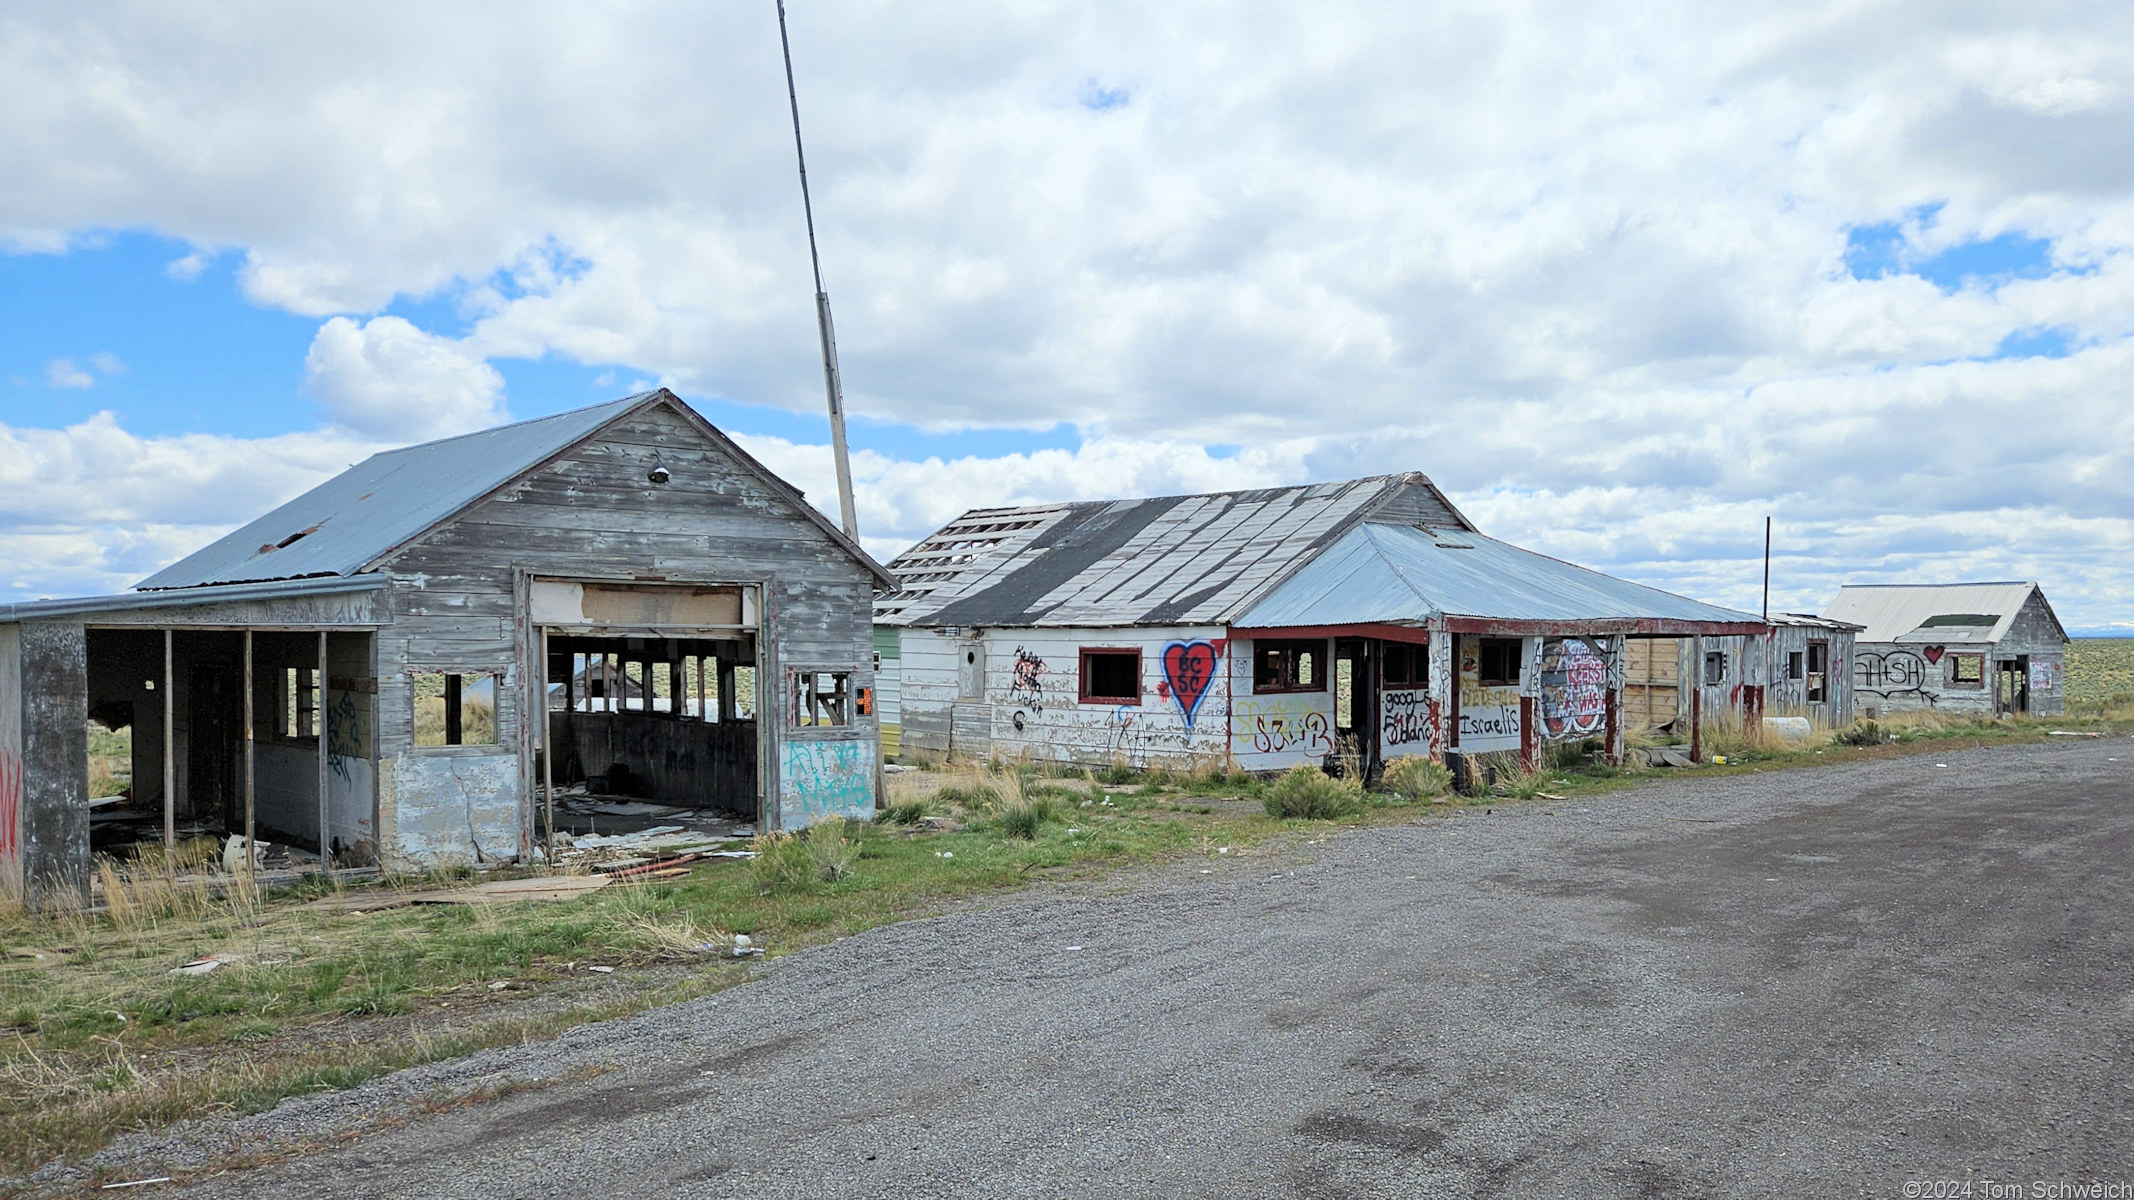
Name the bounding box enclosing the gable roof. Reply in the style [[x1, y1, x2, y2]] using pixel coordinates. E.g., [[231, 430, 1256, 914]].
[[138, 390, 894, 591], [1236, 523, 1764, 632], [874, 473, 1472, 629], [1823, 582, 2059, 645]]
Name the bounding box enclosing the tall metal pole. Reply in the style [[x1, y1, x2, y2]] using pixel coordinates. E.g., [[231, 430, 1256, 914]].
[[776, 0, 861, 542], [1762, 516, 1772, 622]]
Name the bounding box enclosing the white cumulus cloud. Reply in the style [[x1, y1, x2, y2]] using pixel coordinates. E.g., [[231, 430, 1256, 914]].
[[303, 315, 506, 441]]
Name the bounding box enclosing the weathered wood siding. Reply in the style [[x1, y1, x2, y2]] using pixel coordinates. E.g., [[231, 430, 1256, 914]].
[[1853, 592, 2067, 718], [372, 401, 877, 858], [15, 622, 87, 905]]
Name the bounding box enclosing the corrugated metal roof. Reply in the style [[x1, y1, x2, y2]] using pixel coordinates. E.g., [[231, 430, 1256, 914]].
[[0, 573, 386, 624], [1235, 524, 1763, 629], [138, 394, 655, 590], [1823, 583, 2044, 644], [876, 474, 1464, 628]]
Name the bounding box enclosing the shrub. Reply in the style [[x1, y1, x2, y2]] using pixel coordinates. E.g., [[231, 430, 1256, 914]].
[[1835, 720, 1886, 747], [1262, 765, 1362, 820], [1380, 756, 1452, 803], [804, 818, 862, 881], [880, 800, 927, 826], [1098, 762, 1137, 785], [998, 802, 1042, 840], [748, 832, 816, 892]]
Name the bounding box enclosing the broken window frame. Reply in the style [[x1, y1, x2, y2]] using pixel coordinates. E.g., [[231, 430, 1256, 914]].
[[283, 666, 319, 742], [412, 670, 501, 749], [1079, 648, 1143, 705], [1252, 640, 1324, 695], [1948, 654, 1985, 688], [1702, 650, 1727, 686], [792, 670, 853, 727], [1477, 638, 1523, 688], [1381, 642, 1428, 689], [1805, 640, 1828, 703], [1787, 651, 1804, 681]]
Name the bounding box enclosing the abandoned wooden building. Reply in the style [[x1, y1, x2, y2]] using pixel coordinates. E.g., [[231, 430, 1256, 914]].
[[873, 474, 1771, 779], [0, 390, 893, 906], [1823, 582, 2069, 717]]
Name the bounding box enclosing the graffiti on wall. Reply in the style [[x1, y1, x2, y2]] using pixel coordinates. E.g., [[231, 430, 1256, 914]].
[[1156, 639, 1224, 732], [2030, 661, 2058, 692], [781, 737, 874, 825], [1457, 645, 1522, 752], [1538, 638, 1610, 741], [0, 750, 19, 862], [1380, 689, 1438, 755], [1231, 697, 1334, 758], [1855, 651, 1929, 701], [326, 688, 368, 784], [1010, 647, 1048, 713]]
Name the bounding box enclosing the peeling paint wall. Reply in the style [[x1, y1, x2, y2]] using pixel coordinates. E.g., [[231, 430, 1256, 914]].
[[381, 752, 521, 866], [778, 735, 874, 827], [899, 626, 1235, 767]]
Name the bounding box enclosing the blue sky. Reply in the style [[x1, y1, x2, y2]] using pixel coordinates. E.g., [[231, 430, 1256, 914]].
[[2, 2, 2131, 632]]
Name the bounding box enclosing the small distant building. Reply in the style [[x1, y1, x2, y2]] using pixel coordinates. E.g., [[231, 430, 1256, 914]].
[[1823, 583, 2068, 718], [874, 474, 1769, 776]]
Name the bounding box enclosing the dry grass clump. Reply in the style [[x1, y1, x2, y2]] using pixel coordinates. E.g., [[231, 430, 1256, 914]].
[[1262, 765, 1363, 820], [1379, 756, 1452, 802], [748, 819, 863, 891]]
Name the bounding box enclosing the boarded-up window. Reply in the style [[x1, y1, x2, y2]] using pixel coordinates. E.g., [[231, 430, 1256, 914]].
[[414, 672, 498, 746], [1080, 649, 1142, 704]]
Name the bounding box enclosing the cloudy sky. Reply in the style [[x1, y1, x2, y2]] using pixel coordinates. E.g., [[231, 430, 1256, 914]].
[[3, 1, 2130, 630]]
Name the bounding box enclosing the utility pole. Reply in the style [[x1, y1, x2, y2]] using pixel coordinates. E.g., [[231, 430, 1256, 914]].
[[776, 0, 860, 542], [1762, 516, 1772, 621]]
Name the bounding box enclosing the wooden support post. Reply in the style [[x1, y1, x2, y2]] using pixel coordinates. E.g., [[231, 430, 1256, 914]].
[[316, 630, 331, 876], [539, 628, 555, 866], [1447, 634, 1461, 751], [162, 628, 174, 858], [243, 630, 255, 882], [1689, 636, 1704, 763], [444, 672, 463, 745], [1519, 695, 1536, 772]]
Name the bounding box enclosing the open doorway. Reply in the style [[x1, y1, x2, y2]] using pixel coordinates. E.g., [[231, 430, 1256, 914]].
[[83, 628, 376, 872], [543, 633, 761, 841], [1332, 637, 1378, 778], [1996, 655, 2030, 715]]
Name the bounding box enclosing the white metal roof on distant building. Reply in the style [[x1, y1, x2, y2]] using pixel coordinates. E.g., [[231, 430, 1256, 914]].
[[1823, 582, 2059, 645]]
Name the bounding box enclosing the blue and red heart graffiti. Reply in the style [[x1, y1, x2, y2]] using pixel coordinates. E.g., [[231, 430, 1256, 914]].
[[1156, 639, 1224, 731]]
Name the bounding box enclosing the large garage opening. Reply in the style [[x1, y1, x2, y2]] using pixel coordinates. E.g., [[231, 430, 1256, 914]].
[[535, 581, 761, 844], [83, 627, 375, 870]]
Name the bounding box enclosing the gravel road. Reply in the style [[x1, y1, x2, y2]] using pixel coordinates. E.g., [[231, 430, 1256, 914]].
[[95, 739, 2134, 1197]]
